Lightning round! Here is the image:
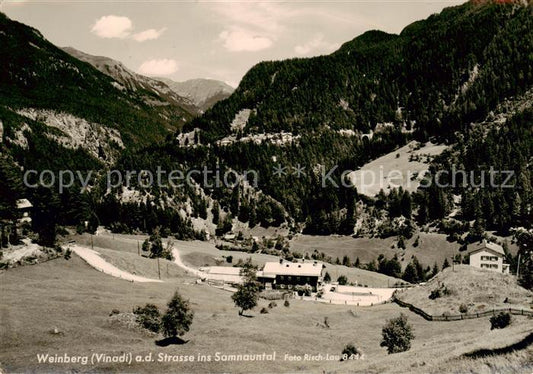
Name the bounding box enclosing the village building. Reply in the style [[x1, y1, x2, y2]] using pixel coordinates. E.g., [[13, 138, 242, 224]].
[[468, 240, 510, 274], [200, 261, 324, 291], [257, 261, 324, 291]]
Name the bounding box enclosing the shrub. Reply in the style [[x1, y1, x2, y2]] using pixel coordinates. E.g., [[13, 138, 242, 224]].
[[284, 300, 290, 307], [429, 284, 453, 299], [295, 285, 312, 296], [429, 289, 441, 300], [226, 255, 233, 263], [133, 304, 161, 333], [442, 286, 453, 296], [260, 307, 269, 314], [268, 302, 277, 308], [398, 236, 406, 250], [109, 309, 120, 316], [341, 344, 362, 361], [380, 314, 414, 354], [459, 304, 468, 314], [337, 275, 348, 285], [64, 248, 72, 260], [490, 312, 511, 330]]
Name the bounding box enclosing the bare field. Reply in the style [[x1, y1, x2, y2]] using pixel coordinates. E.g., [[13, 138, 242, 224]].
[[1, 256, 533, 373]]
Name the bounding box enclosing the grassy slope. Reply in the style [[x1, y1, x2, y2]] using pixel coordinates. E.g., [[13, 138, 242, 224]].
[[397, 265, 533, 315], [96, 246, 186, 281], [430, 345, 533, 374], [1, 256, 532, 373]]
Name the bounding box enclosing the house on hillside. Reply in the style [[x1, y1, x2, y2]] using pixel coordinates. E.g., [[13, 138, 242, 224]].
[[257, 260, 324, 291], [468, 240, 510, 274], [16, 199, 32, 225]]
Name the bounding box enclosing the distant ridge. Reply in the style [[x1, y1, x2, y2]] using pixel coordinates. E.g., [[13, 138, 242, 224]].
[[158, 77, 234, 112], [62, 47, 233, 113], [62, 46, 198, 115]]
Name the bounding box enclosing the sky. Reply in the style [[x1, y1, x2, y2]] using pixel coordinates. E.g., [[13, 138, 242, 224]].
[[2, 0, 465, 87]]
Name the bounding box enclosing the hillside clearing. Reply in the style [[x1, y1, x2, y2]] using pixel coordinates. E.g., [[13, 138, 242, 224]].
[[348, 141, 447, 197]]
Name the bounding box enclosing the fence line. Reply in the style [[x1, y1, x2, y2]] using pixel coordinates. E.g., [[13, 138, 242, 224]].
[[393, 297, 533, 321]]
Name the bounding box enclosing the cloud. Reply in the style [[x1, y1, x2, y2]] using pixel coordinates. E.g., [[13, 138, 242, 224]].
[[207, 2, 356, 53], [137, 59, 178, 76], [295, 34, 340, 56], [91, 15, 132, 39], [209, 2, 283, 35], [132, 28, 167, 42], [208, 3, 283, 52], [219, 28, 273, 52]]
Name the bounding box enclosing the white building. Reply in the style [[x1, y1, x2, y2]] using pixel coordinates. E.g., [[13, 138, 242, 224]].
[[199, 266, 243, 284], [468, 240, 509, 274]]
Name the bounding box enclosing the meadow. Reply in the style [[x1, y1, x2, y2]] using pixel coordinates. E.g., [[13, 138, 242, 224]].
[[1, 242, 532, 373]]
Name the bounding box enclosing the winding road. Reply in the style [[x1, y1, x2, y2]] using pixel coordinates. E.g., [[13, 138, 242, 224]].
[[171, 248, 207, 278]]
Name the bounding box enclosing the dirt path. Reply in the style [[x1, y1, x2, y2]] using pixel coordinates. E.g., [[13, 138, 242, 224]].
[[69, 245, 163, 283], [171, 248, 207, 278]]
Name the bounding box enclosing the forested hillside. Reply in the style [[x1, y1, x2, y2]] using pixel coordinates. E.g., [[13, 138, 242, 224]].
[[0, 13, 192, 148], [1, 1, 531, 255], [103, 1, 532, 240], [0, 11, 194, 245], [187, 1, 531, 142], [116, 0, 531, 237]]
